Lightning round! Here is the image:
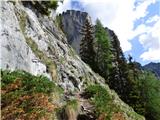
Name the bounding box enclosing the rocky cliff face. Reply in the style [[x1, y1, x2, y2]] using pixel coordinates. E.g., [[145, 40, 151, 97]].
[[0, 1, 145, 120], [61, 10, 117, 55], [0, 1, 103, 92], [61, 10, 90, 54], [0, 1, 49, 78]]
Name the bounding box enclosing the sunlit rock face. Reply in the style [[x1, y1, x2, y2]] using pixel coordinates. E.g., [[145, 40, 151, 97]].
[[0, 1, 103, 92], [0, 1, 47, 77]]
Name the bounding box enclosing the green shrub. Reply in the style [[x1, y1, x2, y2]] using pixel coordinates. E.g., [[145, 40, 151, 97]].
[[66, 99, 78, 110], [1, 70, 31, 88], [22, 1, 59, 15], [1, 70, 55, 95], [46, 0, 59, 10], [1, 70, 63, 120], [85, 85, 112, 118]]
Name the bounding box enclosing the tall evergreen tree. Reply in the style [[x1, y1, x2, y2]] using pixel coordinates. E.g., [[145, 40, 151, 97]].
[[127, 62, 146, 115], [107, 30, 130, 101], [80, 19, 95, 69], [95, 19, 112, 80]]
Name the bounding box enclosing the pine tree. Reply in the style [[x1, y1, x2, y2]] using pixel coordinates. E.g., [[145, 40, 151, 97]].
[[80, 19, 95, 69]]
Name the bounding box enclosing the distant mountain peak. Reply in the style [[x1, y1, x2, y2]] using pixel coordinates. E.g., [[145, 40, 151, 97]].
[[143, 62, 160, 79]]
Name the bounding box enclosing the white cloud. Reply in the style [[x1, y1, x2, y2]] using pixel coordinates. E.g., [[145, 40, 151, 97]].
[[57, 0, 159, 61], [57, 0, 72, 13], [138, 17, 160, 61], [140, 48, 160, 61], [146, 15, 160, 23], [133, 0, 156, 20], [139, 33, 158, 49]]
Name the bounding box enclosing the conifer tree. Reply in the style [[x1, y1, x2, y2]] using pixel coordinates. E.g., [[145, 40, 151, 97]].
[[80, 19, 95, 69], [95, 19, 112, 80], [108, 30, 130, 101]]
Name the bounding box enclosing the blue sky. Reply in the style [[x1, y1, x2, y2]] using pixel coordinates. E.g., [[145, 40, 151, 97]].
[[126, 1, 160, 65], [57, 0, 160, 65]]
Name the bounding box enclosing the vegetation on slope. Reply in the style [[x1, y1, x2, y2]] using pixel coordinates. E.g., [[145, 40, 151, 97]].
[[80, 18, 96, 70], [79, 18, 160, 120], [22, 0, 59, 15], [127, 62, 160, 120], [95, 19, 112, 80], [139, 71, 160, 120], [84, 85, 144, 120], [1, 70, 63, 120], [3, 1, 159, 119]]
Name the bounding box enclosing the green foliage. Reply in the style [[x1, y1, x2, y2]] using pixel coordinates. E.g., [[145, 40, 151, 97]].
[[125, 64, 160, 120], [1, 70, 58, 95], [45, 0, 59, 10], [127, 69, 146, 115], [1, 70, 63, 120], [95, 19, 112, 80], [1, 70, 31, 88], [85, 85, 112, 118], [66, 99, 78, 110], [139, 71, 160, 120], [80, 19, 96, 69], [39, 0, 59, 15], [22, 1, 59, 15], [85, 85, 144, 120], [82, 19, 159, 120], [107, 29, 130, 103]]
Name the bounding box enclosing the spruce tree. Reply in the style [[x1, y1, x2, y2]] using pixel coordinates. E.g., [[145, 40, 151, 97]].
[[80, 19, 95, 69], [108, 30, 130, 102]]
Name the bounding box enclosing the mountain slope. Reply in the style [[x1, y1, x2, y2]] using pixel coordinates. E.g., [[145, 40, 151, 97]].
[[0, 1, 145, 120], [143, 62, 160, 79]]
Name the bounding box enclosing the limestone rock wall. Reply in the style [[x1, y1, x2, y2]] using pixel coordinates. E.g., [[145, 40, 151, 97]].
[[0, 1, 103, 91]]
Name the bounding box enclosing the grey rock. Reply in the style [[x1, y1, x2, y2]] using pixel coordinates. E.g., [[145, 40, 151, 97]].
[[0, 1, 103, 92], [60, 10, 115, 56], [61, 10, 91, 54], [0, 1, 49, 78]]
